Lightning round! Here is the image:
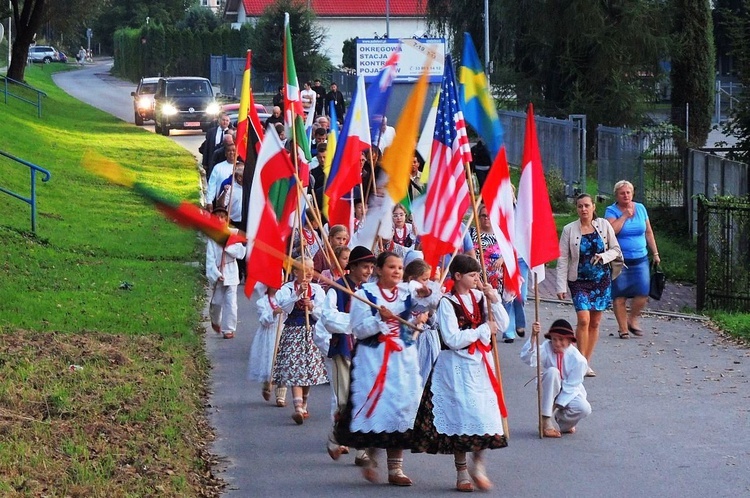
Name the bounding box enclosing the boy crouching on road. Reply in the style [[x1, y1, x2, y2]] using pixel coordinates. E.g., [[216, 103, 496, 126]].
[[520, 319, 591, 437]]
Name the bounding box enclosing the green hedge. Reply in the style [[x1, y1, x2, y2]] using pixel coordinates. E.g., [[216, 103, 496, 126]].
[[113, 24, 255, 81]]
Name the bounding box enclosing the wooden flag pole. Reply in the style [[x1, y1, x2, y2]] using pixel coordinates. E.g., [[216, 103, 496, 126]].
[[268, 217, 298, 389], [534, 272, 543, 438], [464, 162, 509, 438], [305, 191, 351, 290]]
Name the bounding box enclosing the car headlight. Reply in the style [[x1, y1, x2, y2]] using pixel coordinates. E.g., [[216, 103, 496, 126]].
[[137, 97, 152, 110], [162, 103, 178, 116], [206, 103, 221, 115]]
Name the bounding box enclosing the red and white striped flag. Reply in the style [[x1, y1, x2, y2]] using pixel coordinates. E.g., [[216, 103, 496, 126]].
[[481, 146, 521, 296], [515, 103, 560, 282], [417, 55, 472, 271]]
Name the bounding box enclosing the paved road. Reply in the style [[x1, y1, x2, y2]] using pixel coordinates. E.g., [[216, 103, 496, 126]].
[[55, 63, 750, 497]]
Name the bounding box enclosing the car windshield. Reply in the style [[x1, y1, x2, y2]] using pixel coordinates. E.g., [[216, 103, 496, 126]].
[[139, 83, 158, 94], [166, 81, 211, 97]]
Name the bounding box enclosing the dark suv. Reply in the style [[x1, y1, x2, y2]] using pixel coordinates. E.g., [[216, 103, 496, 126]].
[[153, 77, 220, 136], [131, 77, 159, 125]]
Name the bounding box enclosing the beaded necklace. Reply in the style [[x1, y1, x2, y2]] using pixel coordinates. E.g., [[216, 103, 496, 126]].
[[377, 283, 398, 303], [453, 289, 482, 327]]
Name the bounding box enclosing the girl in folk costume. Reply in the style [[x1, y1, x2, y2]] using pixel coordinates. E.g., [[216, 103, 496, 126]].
[[272, 257, 329, 425], [335, 252, 439, 486], [412, 255, 510, 492], [313, 224, 350, 275], [247, 284, 288, 407], [291, 208, 323, 259], [318, 246, 377, 466], [319, 245, 350, 290], [389, 203, 416, 249], [403, 258, 442, 388]]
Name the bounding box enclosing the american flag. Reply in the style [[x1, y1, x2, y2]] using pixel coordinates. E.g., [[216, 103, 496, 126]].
[[420, 55, 472, 269]]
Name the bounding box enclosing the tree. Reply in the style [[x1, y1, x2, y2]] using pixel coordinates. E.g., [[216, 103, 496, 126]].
[[341, 37, 356, 70], [670, 0, 715, 147], [249, 0, 331, 77], [176, 5, 220, 31], [720, 0, 750, 163], [7, 0, 47, 81]]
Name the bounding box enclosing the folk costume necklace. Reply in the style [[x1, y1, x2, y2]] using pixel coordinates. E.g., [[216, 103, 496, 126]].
[[453, 289, 482, 327], [302, 228, 316, 247], [377, 283, 399, 303], [393, 225, 408, 246]]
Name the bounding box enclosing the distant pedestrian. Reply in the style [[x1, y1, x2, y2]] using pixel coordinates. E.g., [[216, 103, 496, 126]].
[[77, 47, 86, 66], [325, 83, 345, 123], [312, 79, 326, 116]]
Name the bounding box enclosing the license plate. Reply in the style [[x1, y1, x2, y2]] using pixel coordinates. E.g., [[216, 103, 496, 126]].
[[184, 121, 200, 127]]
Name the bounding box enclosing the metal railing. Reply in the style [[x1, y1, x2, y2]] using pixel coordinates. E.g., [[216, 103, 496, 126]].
[[1, 75, 48, 118], [0, 150, 52, 233]]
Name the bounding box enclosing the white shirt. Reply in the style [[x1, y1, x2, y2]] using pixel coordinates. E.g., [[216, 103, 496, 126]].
[[207, 160, 233, 203], [378, 126, 396, 151]]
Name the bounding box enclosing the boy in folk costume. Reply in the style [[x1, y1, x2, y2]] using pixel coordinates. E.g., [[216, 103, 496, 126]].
[[520, 319, 592, 438], [272, 257, 329, 424], [318, 246, 377, 466], [247, 283, 288, 407], [206, 207, 246, 339], [335, 252, 439, 486], [411, 255, 510, 492]]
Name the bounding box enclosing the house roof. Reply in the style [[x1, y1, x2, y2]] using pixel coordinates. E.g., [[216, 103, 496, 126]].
[[240, 0, 425, 17]]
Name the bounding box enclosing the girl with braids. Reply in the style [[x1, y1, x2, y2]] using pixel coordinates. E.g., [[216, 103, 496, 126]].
[[412, 254, 510, 492]]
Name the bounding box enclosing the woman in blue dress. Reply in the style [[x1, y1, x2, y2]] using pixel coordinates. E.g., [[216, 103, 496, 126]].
[[605, 180, 661, 338], [557, 194, 622, 377]]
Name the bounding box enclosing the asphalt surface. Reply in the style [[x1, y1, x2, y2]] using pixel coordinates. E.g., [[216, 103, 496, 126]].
[[55, 61, 750, 497]]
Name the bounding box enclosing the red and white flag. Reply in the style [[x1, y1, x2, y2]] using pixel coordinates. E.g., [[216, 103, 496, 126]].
[[515, 104, 560, 283], [244, 126, 298, 295], [481, 146, 521, 296]]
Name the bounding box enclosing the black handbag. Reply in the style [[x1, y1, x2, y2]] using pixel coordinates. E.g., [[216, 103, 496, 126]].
[[649, 262, 666, 300]]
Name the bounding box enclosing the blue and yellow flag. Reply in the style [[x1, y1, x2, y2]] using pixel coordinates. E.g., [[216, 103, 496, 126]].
[[460, 32, 504, 157]]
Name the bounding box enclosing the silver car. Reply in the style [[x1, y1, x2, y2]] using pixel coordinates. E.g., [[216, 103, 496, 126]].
[[28, 45, 60, 64]]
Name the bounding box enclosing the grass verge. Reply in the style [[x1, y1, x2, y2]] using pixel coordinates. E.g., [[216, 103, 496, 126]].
[[0, 65, 220, 496]]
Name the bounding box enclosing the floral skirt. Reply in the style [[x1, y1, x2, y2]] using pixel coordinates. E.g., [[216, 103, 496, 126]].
[[411, 374, 507, 454], [569, 275, 612, 312], [271, 324, 328, 386]]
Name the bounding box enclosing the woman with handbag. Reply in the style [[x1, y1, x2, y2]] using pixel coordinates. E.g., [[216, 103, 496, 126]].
[[605, 180, 661, 338], [557, 194, 622, 377]]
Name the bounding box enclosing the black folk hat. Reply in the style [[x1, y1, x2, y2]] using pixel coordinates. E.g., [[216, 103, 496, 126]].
[[347, 246, 376, 269], [544, 319, 577, 342]]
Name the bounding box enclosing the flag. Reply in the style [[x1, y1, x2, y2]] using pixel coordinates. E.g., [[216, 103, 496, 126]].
[[418, 55, 473, 271], [416, 90, 440, 184], [326, 75, 370, 201], [321, 100, 339, 219], [245, 125, 299, 295], [235, 50, 266, 229], [283, 12, 312, 171], [357, 69, 430, 249], [460, 32, 503, 158], [367, 47, 400, 148], [515, 103, 559, 282], [481, 146, 521, 296]]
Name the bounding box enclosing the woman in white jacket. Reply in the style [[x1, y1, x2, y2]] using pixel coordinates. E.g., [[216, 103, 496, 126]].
[[556, 194, 622, 376]]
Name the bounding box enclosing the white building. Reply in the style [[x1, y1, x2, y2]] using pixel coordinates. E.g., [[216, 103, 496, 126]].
[[200, 0, 222, 13], [223, 0, 431, 67]]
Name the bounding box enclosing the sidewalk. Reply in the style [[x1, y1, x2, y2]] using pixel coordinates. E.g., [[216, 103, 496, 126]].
[[537, 267, 698, 316]]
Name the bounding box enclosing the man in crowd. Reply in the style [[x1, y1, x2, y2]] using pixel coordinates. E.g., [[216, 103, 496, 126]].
[[201, 113, 232, 179]]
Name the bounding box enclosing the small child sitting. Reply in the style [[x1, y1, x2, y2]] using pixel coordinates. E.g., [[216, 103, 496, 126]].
[[520, 319, 591, 437]]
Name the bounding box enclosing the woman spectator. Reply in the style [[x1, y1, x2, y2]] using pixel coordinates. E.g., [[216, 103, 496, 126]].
[[468, 205, 510, 341], [605, 180, 660, 338], [556, 194, 622, 376]]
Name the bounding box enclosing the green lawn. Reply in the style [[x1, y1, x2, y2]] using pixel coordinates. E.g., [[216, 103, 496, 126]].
[[0, 65, 218, 495]]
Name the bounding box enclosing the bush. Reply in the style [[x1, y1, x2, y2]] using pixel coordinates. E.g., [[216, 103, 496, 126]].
[[546, 168, 572, 214]]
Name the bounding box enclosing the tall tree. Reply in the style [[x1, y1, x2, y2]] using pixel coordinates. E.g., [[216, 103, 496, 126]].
[[6, 0, 47, 81], [249, 0, 330, 77], [670, 0, 715, 147], [720, 0, 750, 163]]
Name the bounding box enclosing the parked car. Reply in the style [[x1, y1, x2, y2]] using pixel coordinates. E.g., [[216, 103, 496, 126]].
[[58, 51, 69, 63], [221, 102, 271, 127], [28, 45, 60, 64], [131, 77, 159, 126], [153, 77, 220, 136]]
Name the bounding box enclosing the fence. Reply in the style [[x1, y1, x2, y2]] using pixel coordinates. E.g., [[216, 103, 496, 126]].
[[0, 150, 52, 233], [500, 111, 584, 195], [714, 80, 743, 124], [696, 197, 750, 312], [596, 126, 683, 209], [686, 149, 749, 237], [1, 75, 47, 118]]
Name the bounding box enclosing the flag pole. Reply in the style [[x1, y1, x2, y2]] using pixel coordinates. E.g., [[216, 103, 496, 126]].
[[251, 237, 422, 332], [305, 193, 351, 290], [437, 212, 475, 289], [534, 272, 543, 438], [268, 235, 296, 390], [464, 162, 509, 438], [289, 113, 312, 332]]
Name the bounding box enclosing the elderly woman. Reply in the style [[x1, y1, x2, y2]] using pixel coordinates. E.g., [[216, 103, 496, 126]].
[[605, 180, 660, 339], [557, 194, 622, 376]]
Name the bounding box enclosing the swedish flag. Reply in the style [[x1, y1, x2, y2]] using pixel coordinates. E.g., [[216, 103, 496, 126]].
[[460, 32, 504, 157]]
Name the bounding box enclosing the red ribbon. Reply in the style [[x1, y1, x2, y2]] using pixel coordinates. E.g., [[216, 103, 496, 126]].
[[357, 320, 403, 418], [468, 339, 508, 418]]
